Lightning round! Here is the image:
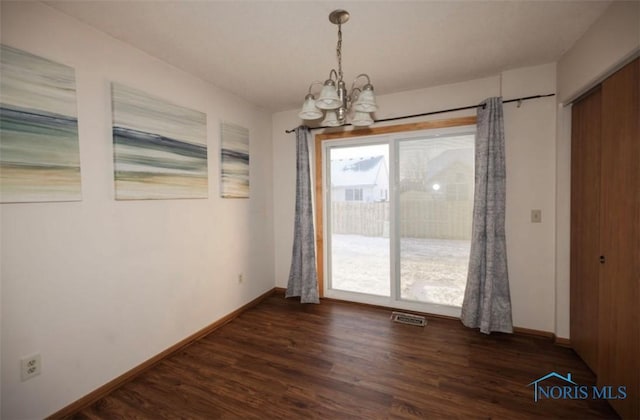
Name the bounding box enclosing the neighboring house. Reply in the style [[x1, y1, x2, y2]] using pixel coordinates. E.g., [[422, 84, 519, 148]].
[[399, 148, 473, 201], [331, 155, 389, 202], [424, 148, 474, 201]]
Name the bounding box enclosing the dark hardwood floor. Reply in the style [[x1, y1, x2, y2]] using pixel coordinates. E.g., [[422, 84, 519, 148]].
[[68, 294, 618, 419]]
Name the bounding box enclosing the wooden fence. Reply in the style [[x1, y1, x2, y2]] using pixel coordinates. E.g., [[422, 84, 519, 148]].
[[331, 200, 472, 239]]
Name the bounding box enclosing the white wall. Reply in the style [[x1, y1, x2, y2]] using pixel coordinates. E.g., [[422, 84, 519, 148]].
[[554, 0, 640, 340], [554, 104, 572, 340], [502, 64, 557, 332], [272, 63, 557, 332], [0, 2, 273, 419], [557, 1, 640, 103]]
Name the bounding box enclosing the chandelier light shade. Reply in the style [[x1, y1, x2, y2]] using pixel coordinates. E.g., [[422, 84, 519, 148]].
[[321, 110, 341, 127], [316, 80, 342, 110], [298, 94, 323, 120], [353, 83, 378, 112], [351, 111, 374, 127], [298, 10, 377, 127]]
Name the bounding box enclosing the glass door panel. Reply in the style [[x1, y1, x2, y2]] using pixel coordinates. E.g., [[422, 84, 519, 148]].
[[398, 134, 474, 306], [328, 144, 390, 296]]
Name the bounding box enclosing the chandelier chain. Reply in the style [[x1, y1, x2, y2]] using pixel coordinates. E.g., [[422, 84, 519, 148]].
[[336, 24, 343, 81]]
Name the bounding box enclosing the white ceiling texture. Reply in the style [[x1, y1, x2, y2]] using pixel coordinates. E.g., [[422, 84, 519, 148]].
[[45, 1, 611, 112]]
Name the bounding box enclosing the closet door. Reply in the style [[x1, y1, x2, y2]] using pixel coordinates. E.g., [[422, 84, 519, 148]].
[[598, 58, 639, 419], [570, 87, 602, 373]]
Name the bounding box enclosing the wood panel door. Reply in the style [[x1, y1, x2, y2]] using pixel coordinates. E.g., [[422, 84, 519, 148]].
[[570, 87, 602, 373], [598, 58, 639, 419]]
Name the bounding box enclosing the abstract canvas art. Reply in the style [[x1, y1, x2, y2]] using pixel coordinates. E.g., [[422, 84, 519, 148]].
[[0, 44, 81, 203], [220, 122, 249, 198], [111, 83, 208, 200]]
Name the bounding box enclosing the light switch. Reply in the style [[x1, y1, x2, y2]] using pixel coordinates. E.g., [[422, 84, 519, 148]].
[[531, 209, 542, 223]]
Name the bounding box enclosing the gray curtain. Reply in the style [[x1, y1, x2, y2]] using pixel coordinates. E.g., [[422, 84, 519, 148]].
[[286, 126, 320, 303], [460, 97, 513, 334]]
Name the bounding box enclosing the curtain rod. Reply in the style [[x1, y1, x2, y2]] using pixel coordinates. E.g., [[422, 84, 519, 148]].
[[284, 93, 555, 133]]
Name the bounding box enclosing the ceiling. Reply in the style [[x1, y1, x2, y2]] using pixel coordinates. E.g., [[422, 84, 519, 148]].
[[45, 1, 611, 112]]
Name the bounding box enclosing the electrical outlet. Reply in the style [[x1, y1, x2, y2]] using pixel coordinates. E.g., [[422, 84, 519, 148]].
[[531, 209, 542, 223], [238, 273, 244, 284], [21, 353, 41, 381]]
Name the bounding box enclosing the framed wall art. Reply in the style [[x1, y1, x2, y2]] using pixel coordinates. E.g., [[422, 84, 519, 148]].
[[0, 44, 81, 203], [111, 83, 208, 200], [220, 122, 249, 198]]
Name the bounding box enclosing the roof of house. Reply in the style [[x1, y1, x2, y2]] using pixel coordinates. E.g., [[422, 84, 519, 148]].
[[331, 155, 386, 187]]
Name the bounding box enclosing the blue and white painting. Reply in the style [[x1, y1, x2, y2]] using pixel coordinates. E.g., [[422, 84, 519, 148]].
[[220, 122, 249, 198], [111, 83, 208, 200], [0, 44, 81, 203]]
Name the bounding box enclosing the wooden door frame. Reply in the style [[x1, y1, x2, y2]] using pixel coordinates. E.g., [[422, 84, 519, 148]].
[[313, 116, 477, 297]]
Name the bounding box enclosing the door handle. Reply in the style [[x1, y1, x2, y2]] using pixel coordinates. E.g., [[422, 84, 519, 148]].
[[599, 255, 606, 264]]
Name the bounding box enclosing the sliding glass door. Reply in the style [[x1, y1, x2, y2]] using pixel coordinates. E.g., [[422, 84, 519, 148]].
[[324, 126, 475, 316]]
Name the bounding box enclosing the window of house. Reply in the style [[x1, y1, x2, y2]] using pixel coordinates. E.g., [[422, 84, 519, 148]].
[[345, 188, 363, 201]]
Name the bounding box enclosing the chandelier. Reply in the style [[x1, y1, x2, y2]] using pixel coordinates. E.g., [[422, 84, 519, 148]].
[[298, 9, 378, 127]]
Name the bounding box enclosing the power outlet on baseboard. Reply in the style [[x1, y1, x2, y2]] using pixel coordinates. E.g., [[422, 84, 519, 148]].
[[21, 353, 41, 381]]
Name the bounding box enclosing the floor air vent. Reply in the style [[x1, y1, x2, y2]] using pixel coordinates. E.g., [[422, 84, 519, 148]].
[[391, 312, 427, 327]]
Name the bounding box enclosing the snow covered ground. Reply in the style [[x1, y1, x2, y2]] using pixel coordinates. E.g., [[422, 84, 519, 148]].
[[330, 234, 470, 307]]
